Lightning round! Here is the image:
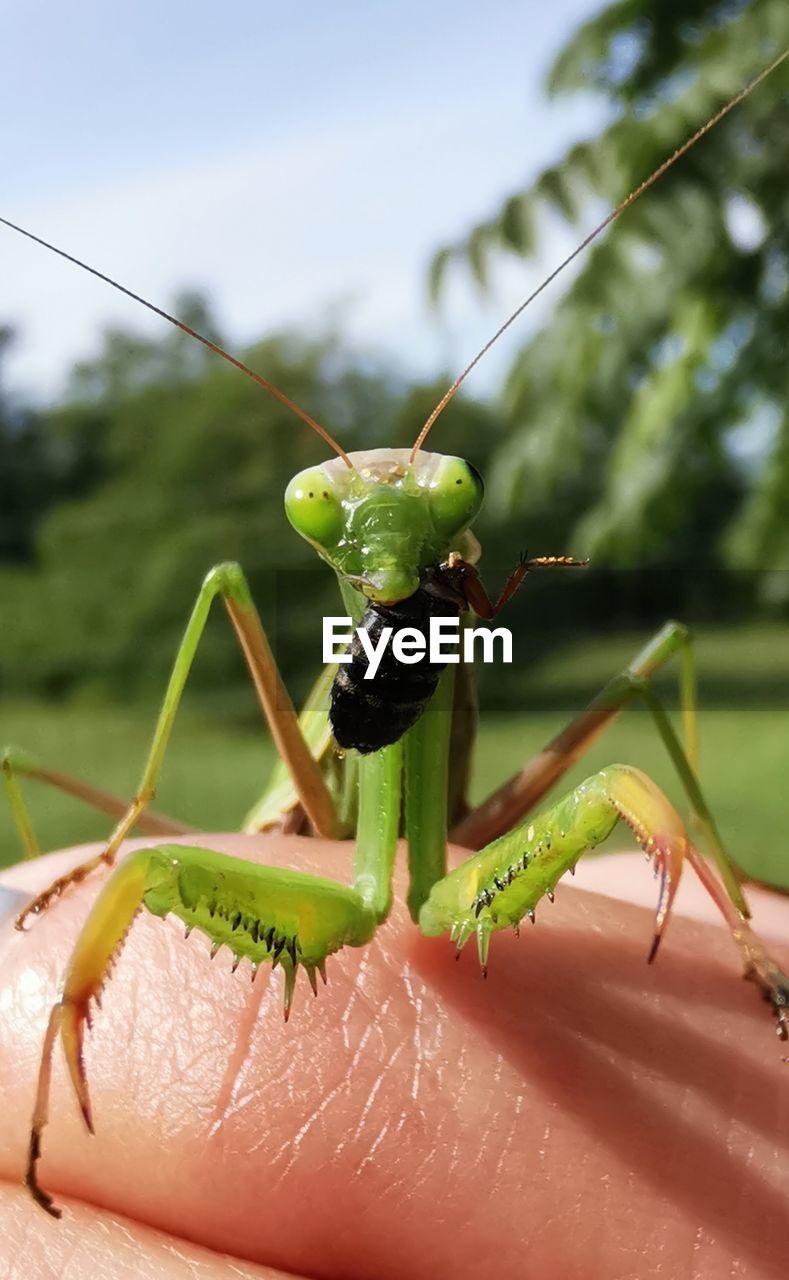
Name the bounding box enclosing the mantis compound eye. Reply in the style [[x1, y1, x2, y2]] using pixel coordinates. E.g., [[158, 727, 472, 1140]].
[[427, 456, 485, 540], [285, 467, 344, 549]]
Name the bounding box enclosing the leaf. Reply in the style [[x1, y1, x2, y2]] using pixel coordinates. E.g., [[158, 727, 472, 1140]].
[[535, 165, 578, 222], [498, 194, 535, 254], [428, 245, 455, 306], [467, 224, 492, 292]]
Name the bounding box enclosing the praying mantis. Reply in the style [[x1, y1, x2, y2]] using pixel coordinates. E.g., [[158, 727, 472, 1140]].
[[1, 49, 788, 1224]]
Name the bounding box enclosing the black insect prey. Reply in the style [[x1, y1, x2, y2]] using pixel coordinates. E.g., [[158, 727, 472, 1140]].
[[329, 561, 469, 754]]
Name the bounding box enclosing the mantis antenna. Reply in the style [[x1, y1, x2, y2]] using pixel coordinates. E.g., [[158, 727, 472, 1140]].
[[0, 215, 354, 468], [410, 47, 789, 462]]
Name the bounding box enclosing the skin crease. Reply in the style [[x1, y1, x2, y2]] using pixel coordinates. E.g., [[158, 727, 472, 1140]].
[[0, 835, 787, 1280]]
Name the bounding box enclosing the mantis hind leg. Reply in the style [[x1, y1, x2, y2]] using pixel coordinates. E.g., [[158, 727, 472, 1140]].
[[26, 841, 377, 1218], [14, 561, 341, 929], [423, 764, 789, 1036]]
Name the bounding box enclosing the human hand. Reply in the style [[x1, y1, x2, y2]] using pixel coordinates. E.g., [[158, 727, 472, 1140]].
[[0, 835, 787, 1280]]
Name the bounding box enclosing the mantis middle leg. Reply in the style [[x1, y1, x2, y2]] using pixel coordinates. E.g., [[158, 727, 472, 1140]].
[[2, 746, 193, 861], [15, 561, 340, 928]]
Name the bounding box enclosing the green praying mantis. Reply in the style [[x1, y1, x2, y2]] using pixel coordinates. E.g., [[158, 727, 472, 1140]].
[[2, 49, 789, 1222]]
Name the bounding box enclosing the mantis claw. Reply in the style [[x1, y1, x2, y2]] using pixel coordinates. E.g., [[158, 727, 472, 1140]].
[[425, 762, 789, 1038], [26, 1128, 61, 1220], [421, 766, 690, 974], [646, 838, 682, 964], [743, 961, 789, 1041], [60, 999, 95, 1134], [23, 844, 376, 1215], [25, 991, 97, 1218], [25, 1004, 68, 1219]]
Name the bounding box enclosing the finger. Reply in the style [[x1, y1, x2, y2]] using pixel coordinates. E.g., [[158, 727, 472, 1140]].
[[572, 852, 789, 938], [1, 836, 788, 1280], [0, 1181, 306, 1279]]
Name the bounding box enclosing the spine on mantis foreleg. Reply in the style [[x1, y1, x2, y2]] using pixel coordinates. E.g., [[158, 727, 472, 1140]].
[[27, 844, 378, 1217], [419, 765, 690, 970], [143, 846, 377, 988], [57, 842, 376, 1085]]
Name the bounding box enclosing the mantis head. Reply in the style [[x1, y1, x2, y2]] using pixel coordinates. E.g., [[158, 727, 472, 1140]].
[[285, 448, 484, 603]]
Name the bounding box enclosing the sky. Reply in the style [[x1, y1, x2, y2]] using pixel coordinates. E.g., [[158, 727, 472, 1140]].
[[0, 0, 607, 404]]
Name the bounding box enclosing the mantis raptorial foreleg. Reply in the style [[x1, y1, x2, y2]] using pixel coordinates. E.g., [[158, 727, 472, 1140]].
[[424, 765, 686, 962], [1, 745, 194, 861], [454, 620, 748, 914], [14, 561, 341, 929], [424, 764, 789, 1034], [26, 841, 378, 1216]]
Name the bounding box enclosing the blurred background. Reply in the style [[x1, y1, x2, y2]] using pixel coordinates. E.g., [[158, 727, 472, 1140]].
[[1, 0, 788, 885]]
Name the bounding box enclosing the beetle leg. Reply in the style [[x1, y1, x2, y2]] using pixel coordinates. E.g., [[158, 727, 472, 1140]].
[[450, 552, 587, 620]]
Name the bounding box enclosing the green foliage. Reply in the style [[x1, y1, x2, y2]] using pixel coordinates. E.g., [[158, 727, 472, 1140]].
[[430, 0, 789, 591], [0, 329, 63, 561], [0, 302, 506, 706], [3, 1, 789, 716], [4, 622, 788, 885]]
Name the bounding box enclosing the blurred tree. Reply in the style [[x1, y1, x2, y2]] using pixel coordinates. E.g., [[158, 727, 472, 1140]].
[[0, 300, 505, 708], [0, 328, 61, 562], [430, 0, 789, 590]]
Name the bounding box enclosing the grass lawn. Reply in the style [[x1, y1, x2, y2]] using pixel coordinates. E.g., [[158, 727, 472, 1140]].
[[1, 625, 787, 887]]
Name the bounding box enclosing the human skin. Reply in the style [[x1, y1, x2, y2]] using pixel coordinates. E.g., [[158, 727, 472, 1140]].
[[0, 835, 787, 1280]]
